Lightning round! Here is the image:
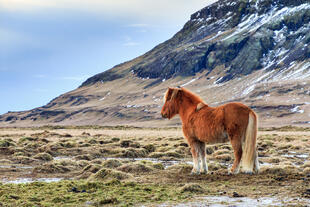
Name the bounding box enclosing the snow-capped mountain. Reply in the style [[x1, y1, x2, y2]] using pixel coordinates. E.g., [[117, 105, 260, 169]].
[[1, 0, 310, 127]]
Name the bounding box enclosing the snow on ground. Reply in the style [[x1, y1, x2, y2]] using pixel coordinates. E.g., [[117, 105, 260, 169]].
[[291, 106, 304, 114], [99, 91, 111, 101], [181, 78, 198, 87], [222, 3, 310, 41], [268, 62, 310, 82]]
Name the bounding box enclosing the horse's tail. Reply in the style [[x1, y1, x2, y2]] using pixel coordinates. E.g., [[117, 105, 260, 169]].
[[241, 111, 259, 174]]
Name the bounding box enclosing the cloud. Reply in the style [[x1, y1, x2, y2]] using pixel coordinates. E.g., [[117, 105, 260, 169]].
[[122, 35, 140, 47], [0, 0, 218, 23], [0, 28, 32, 50]]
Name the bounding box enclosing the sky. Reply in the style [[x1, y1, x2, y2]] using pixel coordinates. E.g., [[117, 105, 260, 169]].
[[0, 0, 217, 115]]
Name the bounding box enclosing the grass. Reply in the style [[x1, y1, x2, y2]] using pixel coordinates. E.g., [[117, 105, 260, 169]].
[[0, 127, 310, 206], [0, 180, 193, 207]]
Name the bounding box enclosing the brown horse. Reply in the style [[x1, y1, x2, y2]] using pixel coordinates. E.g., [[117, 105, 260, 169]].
[[161, 87, 259, 174]]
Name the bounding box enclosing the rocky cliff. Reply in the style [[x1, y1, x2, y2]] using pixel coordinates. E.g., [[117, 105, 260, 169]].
[[1, 0, 310, 127]]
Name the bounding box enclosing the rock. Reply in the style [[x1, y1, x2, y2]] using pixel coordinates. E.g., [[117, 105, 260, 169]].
[[233, 192, 244, 198]]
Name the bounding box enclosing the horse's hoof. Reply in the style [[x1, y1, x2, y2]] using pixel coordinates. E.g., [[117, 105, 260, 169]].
[[228, 170, 239, 175], [200, 171, 208, 175], [242, 171, 253, 175]]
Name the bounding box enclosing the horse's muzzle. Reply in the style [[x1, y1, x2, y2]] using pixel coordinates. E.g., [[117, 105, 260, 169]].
[[161, 113, 167, 118]]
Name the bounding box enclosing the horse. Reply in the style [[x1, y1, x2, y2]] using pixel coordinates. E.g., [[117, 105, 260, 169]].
[[161, 87, 259, 175]]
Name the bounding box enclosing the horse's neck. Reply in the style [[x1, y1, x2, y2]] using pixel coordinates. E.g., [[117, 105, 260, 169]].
[[179, 99, 198, 124]]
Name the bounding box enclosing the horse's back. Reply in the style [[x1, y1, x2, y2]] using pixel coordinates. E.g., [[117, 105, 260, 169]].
[[220, 102, 253, 135]]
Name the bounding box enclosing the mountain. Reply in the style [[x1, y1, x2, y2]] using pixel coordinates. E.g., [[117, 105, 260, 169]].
[[1, 0, 310, 127]]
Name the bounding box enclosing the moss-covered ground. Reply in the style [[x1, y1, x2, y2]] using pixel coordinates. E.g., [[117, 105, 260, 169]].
[[0, 126, 310, 206]]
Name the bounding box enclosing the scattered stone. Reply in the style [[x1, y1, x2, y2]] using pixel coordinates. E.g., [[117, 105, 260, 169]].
[[233, 192, 244, 197]]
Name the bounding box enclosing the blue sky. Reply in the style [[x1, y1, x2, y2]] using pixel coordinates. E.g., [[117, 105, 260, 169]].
[[0, 0, 216, 115]]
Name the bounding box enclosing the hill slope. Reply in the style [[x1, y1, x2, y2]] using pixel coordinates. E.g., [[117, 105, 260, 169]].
[[1, 0, 310, 127]]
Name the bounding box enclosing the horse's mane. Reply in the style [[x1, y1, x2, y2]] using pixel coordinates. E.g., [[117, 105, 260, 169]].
[[181, 87, 205, 105]]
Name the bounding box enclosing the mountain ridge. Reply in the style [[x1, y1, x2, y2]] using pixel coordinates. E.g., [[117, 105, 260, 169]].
[[1, 0, 310, 127]]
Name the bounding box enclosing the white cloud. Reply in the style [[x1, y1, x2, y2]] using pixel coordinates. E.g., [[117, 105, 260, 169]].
[[0, 0, 218, 24], [0, 28, 30, 47], [122, 35, 140, 47]]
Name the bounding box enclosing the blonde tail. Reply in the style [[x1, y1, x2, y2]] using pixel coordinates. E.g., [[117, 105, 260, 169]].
[[241, 111, 259, 174]]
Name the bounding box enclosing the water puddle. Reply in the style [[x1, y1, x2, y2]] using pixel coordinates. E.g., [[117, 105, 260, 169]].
[[54, 156, 231, 169], [1, 177, 64, 184], [0, 165, 33, 169], [54, 156, 72, 160], [282, 151, 309, 159], [158, 196, 310, 207]]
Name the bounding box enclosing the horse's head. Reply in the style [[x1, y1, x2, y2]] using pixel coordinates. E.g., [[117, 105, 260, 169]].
[[161, 87, 182, 119]]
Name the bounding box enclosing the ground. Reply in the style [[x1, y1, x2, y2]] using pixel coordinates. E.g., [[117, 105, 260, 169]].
[[0, 126, 310, 206]]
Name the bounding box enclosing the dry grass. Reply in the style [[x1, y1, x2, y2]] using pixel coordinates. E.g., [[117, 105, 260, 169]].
[[0, 127, 309, 206]]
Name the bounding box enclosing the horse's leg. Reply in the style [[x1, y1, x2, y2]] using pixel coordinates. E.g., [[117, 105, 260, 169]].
[[198, 142, 208, 174], [253, 149, 260, 174], [230, 137, 242, 174], [189, 140, 201, 174]]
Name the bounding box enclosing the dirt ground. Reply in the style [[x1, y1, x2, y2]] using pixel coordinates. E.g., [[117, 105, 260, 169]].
[[0, 126, 309, 206]]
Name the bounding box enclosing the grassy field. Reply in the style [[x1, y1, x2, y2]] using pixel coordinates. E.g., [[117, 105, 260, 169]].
[[0, 126, 310, 206]]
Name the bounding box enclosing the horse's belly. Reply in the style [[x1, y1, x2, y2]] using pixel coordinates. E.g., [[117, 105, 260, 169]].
[[200, 131, 229, 144]]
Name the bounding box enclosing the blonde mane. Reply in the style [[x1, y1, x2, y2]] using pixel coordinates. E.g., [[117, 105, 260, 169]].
[[181, 88, 206, 106]]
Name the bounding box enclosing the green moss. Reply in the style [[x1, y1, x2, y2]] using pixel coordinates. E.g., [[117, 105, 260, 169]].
[[90, 168, 131, 181], [103, 159, 122, 168], [18, 137, 37, 143], [0, 177, 197, 206], [33, 153, 53, 161], [179, 183, 205, 193], [0, 139, 16, 147]]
